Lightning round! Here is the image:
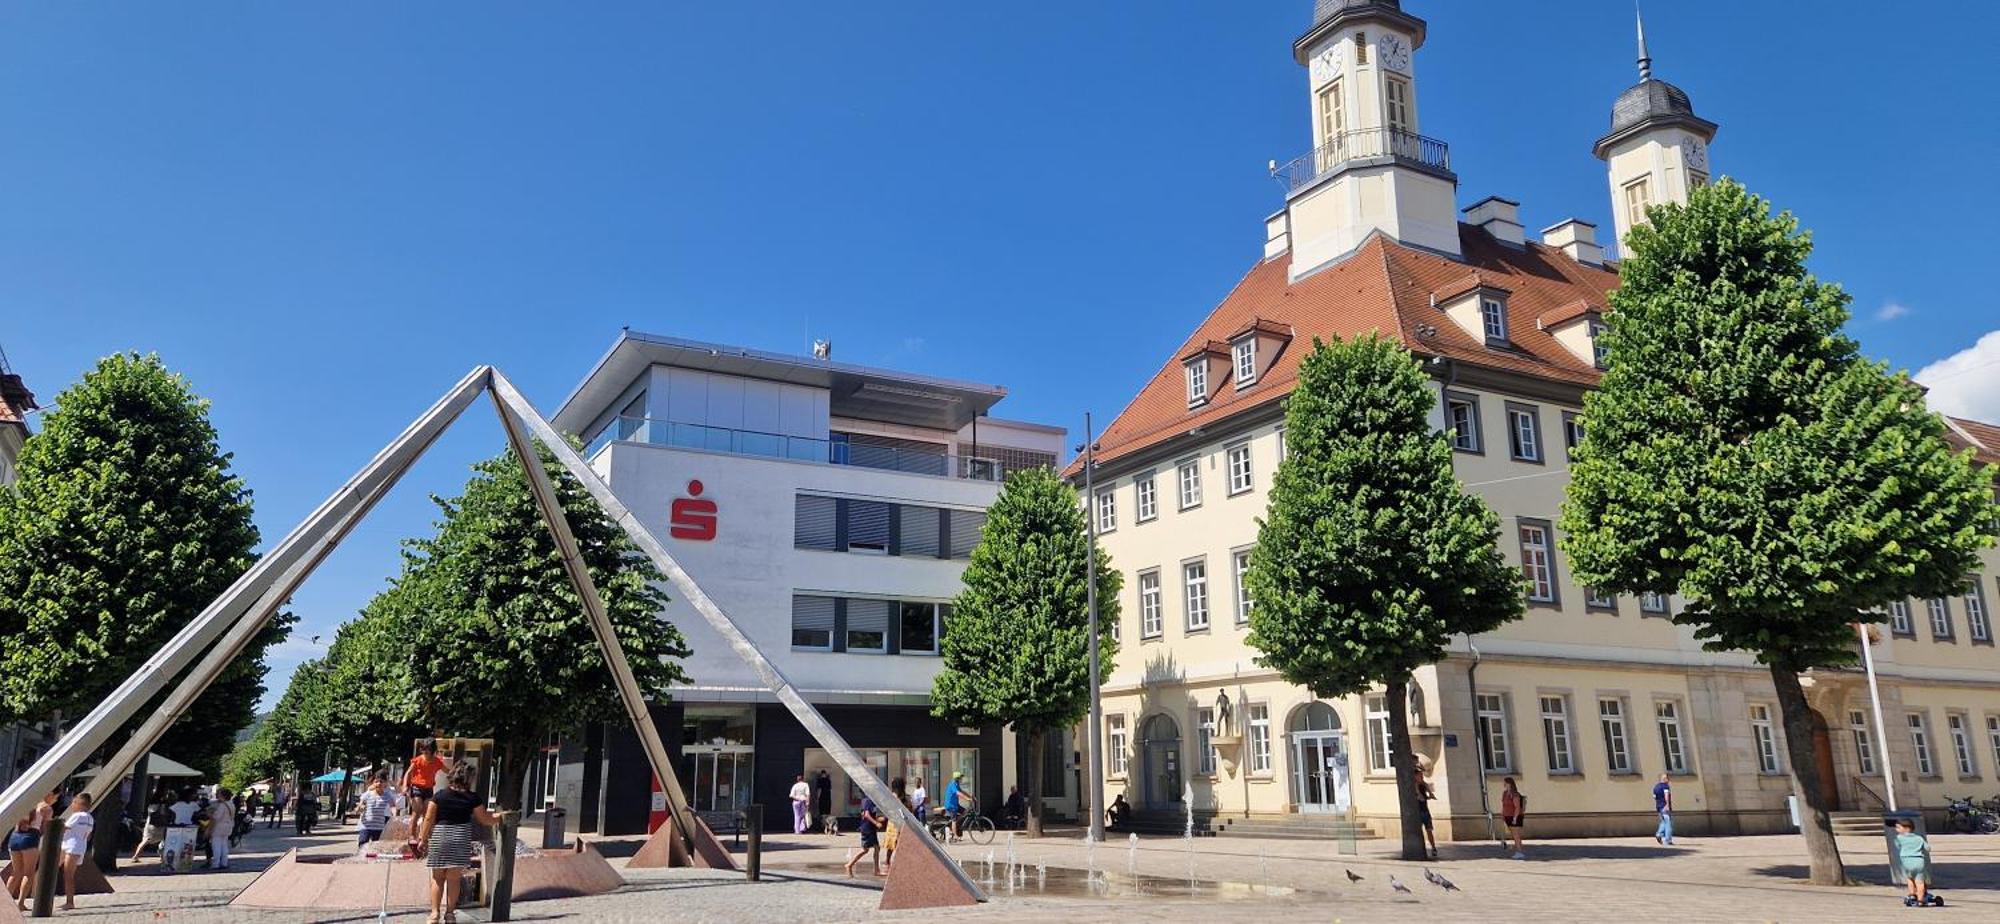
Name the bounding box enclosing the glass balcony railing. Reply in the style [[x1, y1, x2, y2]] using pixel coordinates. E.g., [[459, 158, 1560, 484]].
[[584, 416, 1007, 481]]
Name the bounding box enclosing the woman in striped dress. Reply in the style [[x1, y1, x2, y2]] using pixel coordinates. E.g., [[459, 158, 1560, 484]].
[[415, 763, 499, 924]]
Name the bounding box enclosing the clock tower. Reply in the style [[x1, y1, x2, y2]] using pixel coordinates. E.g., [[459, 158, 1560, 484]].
[[1593, 10, 1718, 250], [1273, 1, 1461, 277]]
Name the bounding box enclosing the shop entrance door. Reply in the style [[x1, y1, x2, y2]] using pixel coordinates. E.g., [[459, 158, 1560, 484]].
[[682, 744, 753, 814], [1292, 733, 1349, 813]]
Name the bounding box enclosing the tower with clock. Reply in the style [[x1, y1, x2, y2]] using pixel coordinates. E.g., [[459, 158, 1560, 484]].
[[1278, 0, 1462, 277], [1592, 10, 1719, 250]]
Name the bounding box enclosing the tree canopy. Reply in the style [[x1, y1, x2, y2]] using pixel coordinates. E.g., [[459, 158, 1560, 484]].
[[930, 465, 1120, 836], [1561, 178, 1999, 884], [1247, 334, 1523, 859], [0, 353, 285, 778]]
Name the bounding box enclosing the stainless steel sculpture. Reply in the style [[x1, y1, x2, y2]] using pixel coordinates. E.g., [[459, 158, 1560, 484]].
[[0, 366, 984, 908]]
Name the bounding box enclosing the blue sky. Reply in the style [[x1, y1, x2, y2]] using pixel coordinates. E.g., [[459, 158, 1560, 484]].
[[4, 1, 1997, 710]]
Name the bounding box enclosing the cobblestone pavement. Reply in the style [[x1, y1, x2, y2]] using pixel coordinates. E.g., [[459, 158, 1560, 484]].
[[32, 818, 2000, 922]]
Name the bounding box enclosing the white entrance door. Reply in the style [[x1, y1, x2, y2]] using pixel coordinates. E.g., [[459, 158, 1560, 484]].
[[1293, 732, 1349, 813]]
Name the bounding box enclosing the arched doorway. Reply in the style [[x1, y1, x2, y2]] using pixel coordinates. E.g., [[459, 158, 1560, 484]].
[[1140, 714, 1183, 810], [1287, 702, 1350, 813]]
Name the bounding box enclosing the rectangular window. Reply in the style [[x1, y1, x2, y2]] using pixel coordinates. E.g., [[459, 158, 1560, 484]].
[[1750, 704, 1781, 774], [899, 504, 941, 558], [1108, 715, 1129, 776], [1688, 170, 1709, 189], [1989, 716, 2000, 776], [1599, 698, 1632, 774], [847, 500, 891, 554], [1183, 559, 1210, 632], [1481, 297, 1508, 343], [1541, 695, 1575, 773], [1135, 473, 1159, 522], [1655, 701, 1688, 774], [1138, 570, 1163, 638], [1276, 427, 1287, 461], [1177, 459, 1203, 510], [1562, 411, 1585, 460], [1640, 591, 1670, 616], [1909, 712, 1935, 777], [1233, 338, 1257, 386], [1949, 714, 1977, 777], [1446, 393, 1482, 452], [1196, 707, 1218, 775], [846, 598, 891, 653], [1585, 587, 1617, 611], [1965, 582, 1992, 643], [1850, 710, 1876, 775], [1384, 75, 1411, 133], [1186, 361, 1208, 405], [1226, 442, 1254, 495], [1476, 693, 1512, 773], [1518, 521, 1558, 604], [1095, 489, 1116, 534], [1248, 704, 1273, 773], [1317, 81, 1344, 149], [1366, 695, 1392, 773], [791, 595, 837, 650], [1589, 321, 1610, 369], [947, 509, 985, 559], [1233, 549, 1254, 626], [1928, 598, 1954, 640], [899, 601, 940, 655], [1624, 176, 1652, 228], [794, 494, 838, 550], [1889, 600, 1915, 636], [1506, 404, 1542, 462]]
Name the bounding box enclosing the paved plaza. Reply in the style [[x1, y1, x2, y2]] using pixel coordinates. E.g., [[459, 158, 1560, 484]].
[[28, 816, 2000, 922]]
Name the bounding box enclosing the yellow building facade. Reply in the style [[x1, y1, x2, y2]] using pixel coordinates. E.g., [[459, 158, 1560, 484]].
[[1076, 1, 2000, 840]]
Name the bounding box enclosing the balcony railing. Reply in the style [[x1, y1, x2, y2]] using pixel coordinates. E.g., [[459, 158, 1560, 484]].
[[584, 416, 1007, 481], [1272, 127, 1452, 194]]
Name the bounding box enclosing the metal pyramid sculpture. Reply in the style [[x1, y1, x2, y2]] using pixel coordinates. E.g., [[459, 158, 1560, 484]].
[[0, 367, 985, 911]]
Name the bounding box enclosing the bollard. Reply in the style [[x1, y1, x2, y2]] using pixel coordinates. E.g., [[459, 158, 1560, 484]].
[[745, 804, 763, 882], [31, 814, 62, 918]]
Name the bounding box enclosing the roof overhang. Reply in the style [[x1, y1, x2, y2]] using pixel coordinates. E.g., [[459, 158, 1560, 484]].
[[1593, 112, 1720, 160], [1293, 4, 1428, 63], [552, 331, 1007, 435]]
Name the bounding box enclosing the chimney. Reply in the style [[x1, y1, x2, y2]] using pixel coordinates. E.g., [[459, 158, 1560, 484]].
[[1462, 196, 1524, 247], [1541, 219, 1604, 266], [1263, 209, 1291, 260]]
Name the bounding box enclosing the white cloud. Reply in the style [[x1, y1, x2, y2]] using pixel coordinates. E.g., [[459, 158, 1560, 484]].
[[1915, 329, 2000, 422], [1874, 302, 1911, 322]]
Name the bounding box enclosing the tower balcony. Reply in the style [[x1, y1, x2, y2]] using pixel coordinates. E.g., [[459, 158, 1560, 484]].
[[1273, 127, 1453, 195]]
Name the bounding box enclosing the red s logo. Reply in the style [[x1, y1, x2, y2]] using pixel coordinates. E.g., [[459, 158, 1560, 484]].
[[670, 479, 717, 541]]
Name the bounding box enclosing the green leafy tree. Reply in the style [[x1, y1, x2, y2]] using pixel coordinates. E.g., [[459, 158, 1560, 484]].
[[930, 466, 1120, 838], [220, 727, 278, 792], [0, 353, 285, 847], [1247, 335, 1524, 861], [1562, 178, 1999, 884]]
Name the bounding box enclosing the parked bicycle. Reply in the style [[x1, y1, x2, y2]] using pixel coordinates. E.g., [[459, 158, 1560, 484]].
[[927, 800, 996, 845], [1943, 795, 2000, 834]]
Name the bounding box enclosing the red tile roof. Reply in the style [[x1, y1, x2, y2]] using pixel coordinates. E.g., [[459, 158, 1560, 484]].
[[1946, 417, 2000, 466], [1536, 299, 1602, 330], [1076, 225, 1618, 472], [0, 373, 34, 430]]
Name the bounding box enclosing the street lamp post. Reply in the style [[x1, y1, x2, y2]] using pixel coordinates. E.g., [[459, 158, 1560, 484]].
[[1081, 413, 1106, 844], [1857, 622, 1897, 811]]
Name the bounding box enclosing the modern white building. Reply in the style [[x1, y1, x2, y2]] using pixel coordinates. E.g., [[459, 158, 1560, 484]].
[[542, 331, 1068, 834]]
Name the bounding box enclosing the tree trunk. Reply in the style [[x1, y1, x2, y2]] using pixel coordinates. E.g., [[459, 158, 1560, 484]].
[[1769, 665, 1847, 885], [489, 740, 528, 923], [1384, 676, 1427, 861], [1024, 729, 1045, 838]]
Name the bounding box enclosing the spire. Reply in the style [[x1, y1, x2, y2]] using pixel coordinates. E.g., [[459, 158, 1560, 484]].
[[1635, 3, 1653, 80]]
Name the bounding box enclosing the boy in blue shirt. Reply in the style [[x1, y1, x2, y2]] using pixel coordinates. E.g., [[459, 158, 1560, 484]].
[[1894, 818, 1941, 907]]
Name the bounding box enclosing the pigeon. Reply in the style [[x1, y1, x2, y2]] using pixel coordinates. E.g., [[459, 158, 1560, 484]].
[[1423, 868, 1460, 892], [1344, 869, 1364, 883], [1389, 875, 1413, 894]]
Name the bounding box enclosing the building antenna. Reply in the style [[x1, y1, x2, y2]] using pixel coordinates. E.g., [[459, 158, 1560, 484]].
[[1635, 2, 1653, 81]]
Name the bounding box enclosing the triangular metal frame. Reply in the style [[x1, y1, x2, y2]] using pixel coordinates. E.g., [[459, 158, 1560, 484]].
[[0, 367, 985, 908]]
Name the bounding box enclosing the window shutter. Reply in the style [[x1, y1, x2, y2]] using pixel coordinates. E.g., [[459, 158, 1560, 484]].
[[791, 595, 836, 648], [899, 504, 941, 558], [948, 510, 986, 559], [794, 495, 837, 550], [846, 599, 891, 651], [848, 500, 892, 551]]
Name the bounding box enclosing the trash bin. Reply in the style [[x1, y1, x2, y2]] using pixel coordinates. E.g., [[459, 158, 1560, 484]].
[[541, 807, 567, 851], [1882, 810, 1924, 885]]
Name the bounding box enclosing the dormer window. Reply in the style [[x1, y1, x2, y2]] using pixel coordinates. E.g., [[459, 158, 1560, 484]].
[[1480, 297, 1509, 343], [1232, 338, 1257, 388], [1186, 360, 1209, 406], [1588, 320, 1609, 368]]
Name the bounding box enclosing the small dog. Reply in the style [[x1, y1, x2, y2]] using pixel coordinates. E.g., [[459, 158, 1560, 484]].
[[821, 814, 841, 837]]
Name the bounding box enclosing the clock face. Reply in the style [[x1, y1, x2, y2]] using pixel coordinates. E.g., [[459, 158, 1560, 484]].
[[1684, 137, 1707, 169], [1310, 43, 1345, 87], [1377, 34, 1412, 73]]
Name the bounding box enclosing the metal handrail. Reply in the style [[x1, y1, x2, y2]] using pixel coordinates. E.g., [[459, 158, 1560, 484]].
[[1272, 127, 1452, 193], [1854, 778, 1888, 812], [585, 416, 1008, 481]]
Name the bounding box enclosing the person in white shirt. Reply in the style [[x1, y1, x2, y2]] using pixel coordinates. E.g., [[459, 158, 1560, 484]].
[[207, 789, 235, 870], [59, 794, 95, 911], [168, 791, 200, 827], [789, 774, 812, 835], [910, 781, 929, 822]]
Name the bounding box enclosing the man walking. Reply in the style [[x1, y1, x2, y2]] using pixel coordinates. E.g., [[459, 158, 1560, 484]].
[[789, 774, 812, 835], [1652, 773, 1674, 845]]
